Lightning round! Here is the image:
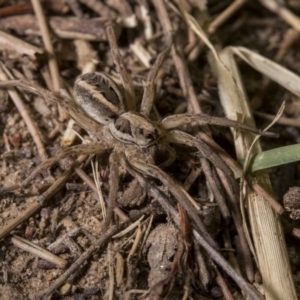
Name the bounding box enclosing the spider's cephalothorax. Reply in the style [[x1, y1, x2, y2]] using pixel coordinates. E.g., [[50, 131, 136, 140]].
[[74, 72, 163, 149]]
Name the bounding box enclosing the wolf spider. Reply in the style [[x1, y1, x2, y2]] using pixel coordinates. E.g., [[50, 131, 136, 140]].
[[0, 26, 276, 299]]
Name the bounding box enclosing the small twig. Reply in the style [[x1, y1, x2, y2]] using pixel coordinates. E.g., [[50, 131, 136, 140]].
[[223, 228, 243, 276], [216, 167, 254, 282], [125, 162, 262, 300], [0, 16, 108, 41], [212, 263, 235, 300], [31, 0, 67, 120], [65, 0, 84, 17], [31, 0, 60, 92], [0, 30, 43, 57], [0, 2, 34, 17], [192, 230, 261, 300], [74, 166, 131, 224], [183, 167, 201, 191], [260, 0, 300, 32], [0, 155, 87, 240], [106, 25, 136, 111], [200, 158, 230, 219], [208, 0, 247, 34], [78, 0, 117, 19], [36, 225, 119, 299], [138, 0, 153, 40], [107, 242, 115, 300], [199, 132, 285, 214], [153, 0, 202, 115], [126, 224, 145, 288], [140, 32, 173, 116], [12, 235, 67, 268], [254, 110, 300, 127], [112, 215, 144, 239], [0, 65, 48, 161]]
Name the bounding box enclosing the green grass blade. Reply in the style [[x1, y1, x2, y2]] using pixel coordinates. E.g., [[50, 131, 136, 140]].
[[236, 144, 300, 177]]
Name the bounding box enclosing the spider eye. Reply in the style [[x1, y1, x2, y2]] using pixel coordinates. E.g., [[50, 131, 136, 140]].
[[139, 129, 144, 134], [146, 133, 154, 140]]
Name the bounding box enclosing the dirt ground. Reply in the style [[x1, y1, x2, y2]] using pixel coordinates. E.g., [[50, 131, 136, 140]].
[[1, 1, 300, 299]]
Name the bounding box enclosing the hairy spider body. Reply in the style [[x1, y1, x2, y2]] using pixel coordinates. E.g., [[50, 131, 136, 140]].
[[75, 72, 163, 149], [74, 72, 125, 124]]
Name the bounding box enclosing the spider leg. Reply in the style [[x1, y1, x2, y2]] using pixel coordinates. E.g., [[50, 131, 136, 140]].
[[0, 80, 100, 133], [124, 159, 260, 300], [21, 143, 112, 187], [140, 32, 173, 116], [160, 144, 176, 168], [104, 149, 120, 227], [125, 152, 218, 249], [106, 25, 136, 111], [167, 130, 255, 280], [161, 113, 279, 138], [164, 128, 231, 220], [166, 130, 236, 186], [200, 157, 230, 220], [166, 130, 239, 217]]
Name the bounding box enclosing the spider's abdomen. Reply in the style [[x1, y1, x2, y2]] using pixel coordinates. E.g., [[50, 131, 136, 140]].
[[74, 72, 125, 125], [109, 112, 162, 148]]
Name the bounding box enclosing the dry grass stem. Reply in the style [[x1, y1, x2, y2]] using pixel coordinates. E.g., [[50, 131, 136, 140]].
[[31, 0, 60, 92], [254, 111, 300, 127], [112, 215, 144, 239], [0, 155, 87, 240], [215, 48, 297, 299], [0, 16, 109, 41], [0, 65, 48, 161], [31, 0, 67, 121], [260, 0, 300, 31], [36, 225, 119, 300], [208, 0, 247, 34], [0, 30, 43, 57], [106, 25, 136, 111], [107, 242, 115, 300], [12, 235, 67, 268], [125, 161, 261, 299]]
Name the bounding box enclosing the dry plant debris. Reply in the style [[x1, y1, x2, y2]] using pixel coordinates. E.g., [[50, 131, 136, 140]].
[[0, 0, 300, 299]]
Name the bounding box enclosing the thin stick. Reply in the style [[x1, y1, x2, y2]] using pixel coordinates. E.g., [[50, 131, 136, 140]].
[[36, 225, 119, 299], [254, 111, 300, 127], [30, 0, 67, 120], [0, 79, 100, 133], [107, 242, 115, 300], [105, 150, 120, 226], [74, 167, 131, 224], [0, 30, 43, 57], [216, 167, 254, 282], [106, 25, 136, 111], [124, 162, 261, 300], [0, 65, 48, 161], [0, 155, 87, 240], [212, 263, 235, 300], [152, 0, 202, 114], [140, 32, 173, 116], [30, 0, 60, 91], [12, 235, 67, 268], [208, 0, 247, 34], [199, 131, 285, 214], [200, 158, 230, 219]]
